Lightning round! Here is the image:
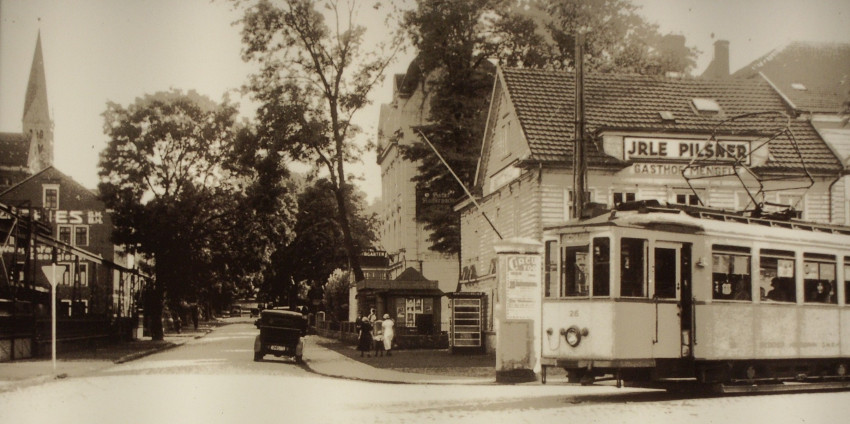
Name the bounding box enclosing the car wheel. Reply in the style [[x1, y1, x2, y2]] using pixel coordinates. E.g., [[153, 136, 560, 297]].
[[254, 352, 263, 362], [295, 355, 303, 364]]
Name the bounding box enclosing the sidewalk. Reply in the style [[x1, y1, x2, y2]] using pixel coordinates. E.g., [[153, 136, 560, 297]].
[[302, 336, 497, 385], [0, 324, 215, 392]]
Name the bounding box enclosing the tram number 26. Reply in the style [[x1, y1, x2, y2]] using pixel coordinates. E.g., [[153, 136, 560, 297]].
[[569, 310, 579, 317]]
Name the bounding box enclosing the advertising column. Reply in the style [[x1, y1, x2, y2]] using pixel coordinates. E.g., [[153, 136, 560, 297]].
[[493, 238, 543, 383]]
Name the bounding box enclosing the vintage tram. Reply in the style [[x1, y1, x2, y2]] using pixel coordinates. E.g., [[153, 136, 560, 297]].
[[540, 200, 850, 392]]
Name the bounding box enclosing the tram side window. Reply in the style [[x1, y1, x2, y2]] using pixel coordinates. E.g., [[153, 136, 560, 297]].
[[712, 245, 751, 301], [803, 253, 836, 304], [844, 258, 850, 305], [620, 238, 646, 297], [545, 240, 558, 298], [593, 237, 610, 297], [759, 249, 796, 303], [561, 245, 589, 296]]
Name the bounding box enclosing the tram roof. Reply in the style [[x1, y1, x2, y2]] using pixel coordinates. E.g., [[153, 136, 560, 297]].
[[545, 201, 850, 246]]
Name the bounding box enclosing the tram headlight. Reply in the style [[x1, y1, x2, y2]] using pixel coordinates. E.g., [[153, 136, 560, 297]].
[[564, 326, 582, 347]]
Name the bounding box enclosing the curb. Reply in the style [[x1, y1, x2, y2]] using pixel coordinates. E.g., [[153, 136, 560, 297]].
[[114, 328, 213, 364]]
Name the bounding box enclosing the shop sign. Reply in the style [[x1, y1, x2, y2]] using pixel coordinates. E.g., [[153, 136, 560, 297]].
[[12, 209, 105, 225], [630, 163, 737, 177], [415, 187, 457, 219], [504, 254, 540, 320], [1, 244, 79, 261], [624, 137, 750, 164]]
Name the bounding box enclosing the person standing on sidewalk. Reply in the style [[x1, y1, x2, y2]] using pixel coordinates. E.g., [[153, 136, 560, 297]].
[[381, 314, 394, 356], [357, 316, 372, 357]]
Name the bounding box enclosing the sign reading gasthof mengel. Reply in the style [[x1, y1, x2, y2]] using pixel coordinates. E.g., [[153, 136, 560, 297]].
[[624, 137, 750, 164]]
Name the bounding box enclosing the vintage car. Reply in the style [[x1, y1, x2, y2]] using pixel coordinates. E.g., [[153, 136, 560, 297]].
[[253, 308, 307, 363]]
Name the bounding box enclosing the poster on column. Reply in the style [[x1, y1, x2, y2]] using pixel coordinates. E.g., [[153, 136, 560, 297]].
[[504, 254, 541, 320]]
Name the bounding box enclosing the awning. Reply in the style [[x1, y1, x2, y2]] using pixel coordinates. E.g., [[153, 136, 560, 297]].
[[356, 288, 444, 297]]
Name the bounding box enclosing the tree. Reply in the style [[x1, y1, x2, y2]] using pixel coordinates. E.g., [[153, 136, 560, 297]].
[[400, 0, 698, 254], [401, 0, 542, 253], [541, 0, 697, 74], [236, 0, 401, 282], [264, 178, 377, 307], [98, 89, 297, 340], [323, 268, 351, 322]]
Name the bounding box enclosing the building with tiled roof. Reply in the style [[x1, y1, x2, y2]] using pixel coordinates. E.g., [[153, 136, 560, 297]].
[[458, 66, 846, 351], [731, 41, 850, 114], [727, 40, 850, 220], [0, 33, 54, 193]]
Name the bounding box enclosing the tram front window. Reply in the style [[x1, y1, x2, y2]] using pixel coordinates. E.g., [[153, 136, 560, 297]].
[[620, 238, 646, 297], [593, 237, 610, 297], [712, 245, 752, 301], [760, 249, 796, 303], [561, 245, 589, 296]]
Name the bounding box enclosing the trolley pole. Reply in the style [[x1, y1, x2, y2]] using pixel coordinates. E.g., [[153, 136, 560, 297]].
[[572, 32, 588, 219]]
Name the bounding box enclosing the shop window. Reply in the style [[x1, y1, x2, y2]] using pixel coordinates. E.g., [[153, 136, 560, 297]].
[[75, 226, 89, 246], [778, 194, 804, 219], [544, 240, 558, 298], [58, 225, 72, 245], [620, 238, 646, 297], [78, 263, 88, 287], [400, 297, 434, 332], [592, 237, 610, 297], [760, 249, 796, 303], [613, 192, 635, 207], [560, 245, 588, 296], [803, 253, 836, 304], [60, 263, 73, 285], [712, 245, 751, 301], [43, 185, 59, 209], [674, 189, 704, 206], [564, 189, 593, 220]]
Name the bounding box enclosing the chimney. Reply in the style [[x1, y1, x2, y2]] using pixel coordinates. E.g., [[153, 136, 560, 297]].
[[712, 40, 730, 78]]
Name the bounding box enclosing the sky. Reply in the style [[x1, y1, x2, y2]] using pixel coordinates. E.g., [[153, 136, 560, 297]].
[[1, 0, 849, 204]]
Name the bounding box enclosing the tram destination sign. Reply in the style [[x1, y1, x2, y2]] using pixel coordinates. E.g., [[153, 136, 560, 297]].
[[624, 137, 751, 164]]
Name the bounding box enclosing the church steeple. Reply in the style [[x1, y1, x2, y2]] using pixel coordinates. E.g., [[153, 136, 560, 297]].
[[22, 31, 53, 173]]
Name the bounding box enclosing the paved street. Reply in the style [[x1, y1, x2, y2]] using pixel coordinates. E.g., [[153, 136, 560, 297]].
[[2, 322, 850, 423]]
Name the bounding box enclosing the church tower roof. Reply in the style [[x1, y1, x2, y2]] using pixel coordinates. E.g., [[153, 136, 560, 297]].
[[23, 32, 50, 124], [21, 31, 53, 173]]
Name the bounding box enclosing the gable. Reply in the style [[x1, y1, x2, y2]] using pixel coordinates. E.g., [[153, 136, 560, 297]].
[[476, 76, 533, 195]]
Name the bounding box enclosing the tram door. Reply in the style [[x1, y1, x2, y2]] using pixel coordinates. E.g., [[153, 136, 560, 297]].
[[652, 242, 687, 357]]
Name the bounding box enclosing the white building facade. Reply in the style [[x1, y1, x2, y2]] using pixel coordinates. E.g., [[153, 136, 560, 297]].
[[375, 65, 459, 330]]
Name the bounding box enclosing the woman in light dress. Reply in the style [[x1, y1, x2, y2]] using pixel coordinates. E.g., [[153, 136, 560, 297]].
[[381, 313, 394, 356]]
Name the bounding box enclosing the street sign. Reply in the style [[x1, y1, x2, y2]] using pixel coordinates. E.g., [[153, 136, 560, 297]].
[[41, 264, 68, 287]]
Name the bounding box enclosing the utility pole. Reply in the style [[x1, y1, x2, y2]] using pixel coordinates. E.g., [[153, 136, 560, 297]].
[[572, 32, 588, 219]]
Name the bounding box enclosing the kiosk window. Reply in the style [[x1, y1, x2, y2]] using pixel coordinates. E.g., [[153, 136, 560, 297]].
[[561, 245, 588, 297], [760, 249, 796, 303], [620, 238, 646, 297], [803, 253, 836, 304], [712, 245, 751, 301], [592, 237, 610, 297]]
